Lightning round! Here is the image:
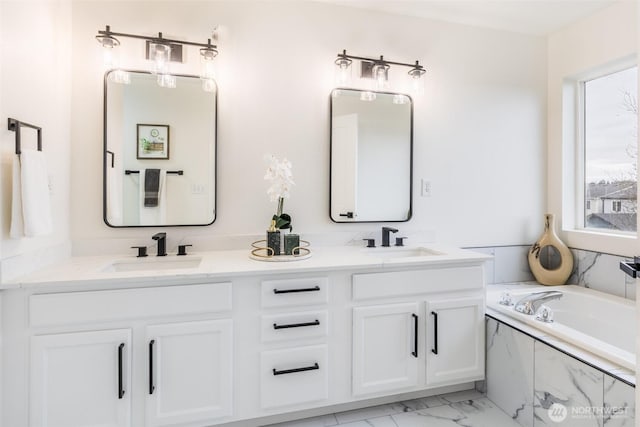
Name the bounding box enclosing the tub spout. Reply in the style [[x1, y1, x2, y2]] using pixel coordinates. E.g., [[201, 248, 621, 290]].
[[514, 291, 563, 315]]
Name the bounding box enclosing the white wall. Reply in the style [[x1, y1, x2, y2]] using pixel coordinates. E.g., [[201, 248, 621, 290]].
[[70, 1, 546, 254], [547, 1, 638, 256], [0, 0, 72, 281]]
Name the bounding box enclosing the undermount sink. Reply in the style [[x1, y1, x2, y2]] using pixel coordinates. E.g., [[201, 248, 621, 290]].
[[101, 256, 202, 273], [365, 247, 445, 259]]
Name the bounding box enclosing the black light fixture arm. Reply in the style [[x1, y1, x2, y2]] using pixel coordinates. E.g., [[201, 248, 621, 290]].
[[337, 49, 425, 71], [98, 25, 217, 49]]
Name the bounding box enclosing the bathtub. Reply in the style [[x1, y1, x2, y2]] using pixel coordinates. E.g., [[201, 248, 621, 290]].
[[487, 285, 636, 372]]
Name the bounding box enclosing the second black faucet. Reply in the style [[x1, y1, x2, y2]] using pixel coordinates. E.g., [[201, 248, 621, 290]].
[[381, 227, 398, 247], [152, 232, 167, 256]]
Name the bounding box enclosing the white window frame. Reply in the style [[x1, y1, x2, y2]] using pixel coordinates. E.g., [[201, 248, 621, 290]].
[[561, 57, 639, 255]]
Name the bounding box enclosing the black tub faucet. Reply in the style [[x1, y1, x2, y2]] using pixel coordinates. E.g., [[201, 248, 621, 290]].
[[381, 227, 398, 247], [152, 232, 167, 256]]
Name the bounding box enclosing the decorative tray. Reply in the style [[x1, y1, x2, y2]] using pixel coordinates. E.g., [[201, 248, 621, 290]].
[[249, 240, 312, 262]]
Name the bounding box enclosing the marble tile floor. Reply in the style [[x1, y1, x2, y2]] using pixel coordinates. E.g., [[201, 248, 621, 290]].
[[267, 389, 522, 427]]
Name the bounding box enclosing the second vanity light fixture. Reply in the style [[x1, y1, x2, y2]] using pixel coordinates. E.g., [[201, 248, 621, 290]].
[[334, 50, 426, 100], [95, 25, 218, 91]]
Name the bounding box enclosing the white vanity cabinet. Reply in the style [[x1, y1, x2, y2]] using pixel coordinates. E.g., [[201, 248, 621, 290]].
[[352, 302, 421, 396], [352, 266, 485, 397], [21, 282, 233, 427], [145, 319, 233, 426], [30, 329, 132, 427], [425, 297, 484, 386], [258, 277, 330, 410], [4, 248, 489, 427]]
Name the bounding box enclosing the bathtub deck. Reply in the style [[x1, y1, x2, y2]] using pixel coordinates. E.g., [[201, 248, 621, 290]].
[[267, 390, 519, 427]]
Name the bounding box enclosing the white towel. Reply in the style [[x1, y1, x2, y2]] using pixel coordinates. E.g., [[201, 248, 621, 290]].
[[139, 169, 166, 225], [10, 149, 53, 238]]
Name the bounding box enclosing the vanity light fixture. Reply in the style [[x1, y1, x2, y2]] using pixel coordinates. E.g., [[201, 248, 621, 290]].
[[95, 25, 219, 90], [334, 50, 426, 96]]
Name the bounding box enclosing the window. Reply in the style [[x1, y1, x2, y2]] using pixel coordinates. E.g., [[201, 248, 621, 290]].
[[612, 200, 622, 212], [583, 66, 638, 232]]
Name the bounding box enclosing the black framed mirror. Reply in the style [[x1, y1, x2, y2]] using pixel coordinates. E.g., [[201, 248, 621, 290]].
[[330, 88, 413, 222], [103, 70, 217, 227]]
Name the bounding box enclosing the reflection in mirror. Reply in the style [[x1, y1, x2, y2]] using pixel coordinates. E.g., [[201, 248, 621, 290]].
[[330, 89, 412, 222], [104, 71, 216, 227]]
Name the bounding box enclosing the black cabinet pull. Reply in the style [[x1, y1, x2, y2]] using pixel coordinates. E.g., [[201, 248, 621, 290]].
[[273, 320, 320, 330], [272, 362, 319, 376], [149, 340, 155, 395], [411, 313, 419, 358], [431, 311, 438, 355], [273, 285, 320, 294], [118, 343, 125, 399]]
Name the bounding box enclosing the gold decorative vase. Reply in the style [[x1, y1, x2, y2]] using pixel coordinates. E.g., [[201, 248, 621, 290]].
[[528, 214, 573, 286]]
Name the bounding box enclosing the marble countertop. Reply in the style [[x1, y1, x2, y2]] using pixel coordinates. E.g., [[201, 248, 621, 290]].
[[2, 244, 491, 290]]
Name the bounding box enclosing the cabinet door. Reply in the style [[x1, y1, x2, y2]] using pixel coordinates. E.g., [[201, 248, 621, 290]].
[[30, 329, 132, 427], [426, 297, 484, 386], [145, 319, 233, 426], [352, 302, 421, 396]]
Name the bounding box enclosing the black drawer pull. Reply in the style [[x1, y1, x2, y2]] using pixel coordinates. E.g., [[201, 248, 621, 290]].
[[411, 313, 418, 358], [272, 362, 319, 376], [273, 320, 320, 330], [431, 311, 438, 355], [118, 343, 125, 399], [273, 286, 320, 294], [149, 340, 155, 395]]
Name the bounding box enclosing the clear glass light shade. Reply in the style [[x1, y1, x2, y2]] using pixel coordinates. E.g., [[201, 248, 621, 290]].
[[149, 42, 172, 75], [373, 64, 389, 91], [334, 58, 352, 86], [157, 74, 176, 89], [200, 58, 216, 80], [200, 47, 217, 80], [102, 45, 117, 69], [408, 68, 425, 96]]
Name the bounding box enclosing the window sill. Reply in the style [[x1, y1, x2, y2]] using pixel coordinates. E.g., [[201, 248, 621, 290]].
[[562, 229, 637, 257]]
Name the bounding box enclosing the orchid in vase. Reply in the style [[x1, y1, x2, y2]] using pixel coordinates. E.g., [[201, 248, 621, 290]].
[[264, 154, 294, 231]]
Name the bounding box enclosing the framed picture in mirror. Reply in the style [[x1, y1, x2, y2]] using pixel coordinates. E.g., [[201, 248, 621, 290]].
[[137, 124, 170, 159]]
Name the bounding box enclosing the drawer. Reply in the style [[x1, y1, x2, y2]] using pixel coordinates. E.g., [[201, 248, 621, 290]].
[[261, 277, 328, 308], [260, 345, 328, 409], [352, 266, 483, 300], [261, 310, 328, 343], [30, 283, 232, 327]]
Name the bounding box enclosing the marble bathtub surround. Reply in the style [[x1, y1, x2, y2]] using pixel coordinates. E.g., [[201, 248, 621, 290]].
[[486, 318, 534, 427], [486, 317, 635, 427], [488, 309, 635, 387], [534, 340, 604, 427], [603, 376, 635, 427], [268, 390, 521, 427]]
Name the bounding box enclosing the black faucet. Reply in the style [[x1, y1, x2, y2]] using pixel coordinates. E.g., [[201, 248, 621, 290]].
[[152, 232, 167, 256], [381, 227, 398, 247]]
